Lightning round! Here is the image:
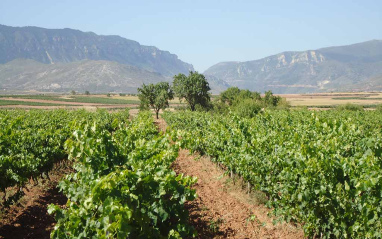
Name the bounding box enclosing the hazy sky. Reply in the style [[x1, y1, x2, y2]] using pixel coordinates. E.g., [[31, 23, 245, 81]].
[[1, 0, 381, 71]]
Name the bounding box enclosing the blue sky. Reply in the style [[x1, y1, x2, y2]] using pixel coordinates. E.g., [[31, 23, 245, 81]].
[[1, 0, 381, 71]]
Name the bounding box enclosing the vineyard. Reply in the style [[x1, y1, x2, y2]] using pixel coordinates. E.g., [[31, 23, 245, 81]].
[[0, 109, 196, 238], [1, 107, 382, 238], [0, 109, 97, 196], [163, 110, 382, 238]]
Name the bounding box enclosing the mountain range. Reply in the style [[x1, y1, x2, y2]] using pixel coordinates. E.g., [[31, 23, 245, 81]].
[[0, 24, 193, 77], [0, 24, 199, 93], [0, 24, 381, 94], [204, 40, 382, 93]]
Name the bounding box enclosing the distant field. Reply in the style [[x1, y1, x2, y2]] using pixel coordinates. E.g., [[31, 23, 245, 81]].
[[0, 95, 140, 104], [114, 95, 184, 105], [0, 94, 186, 105], [282, 92, 382, 108], [0, 99, 76, 106], [0, 92, 381, 109], [0, 94, 186, 110], [332, 97, 382, 100]]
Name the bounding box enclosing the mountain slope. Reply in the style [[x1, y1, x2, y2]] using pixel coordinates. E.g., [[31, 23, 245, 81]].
[[0, 59, 168, 93], [204, 40, 382, 93], [205, 75, 230, 94], [0, 24, 193, 77]]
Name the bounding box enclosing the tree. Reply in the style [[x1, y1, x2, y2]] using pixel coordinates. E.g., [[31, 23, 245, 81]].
[[173, 71, 211, 111], [85, 90, 90, 95], [264, 90, 281, 106], [220, 87, 240, 106], [235, 99, 262, 118], [71, 90, 76, 95], [138, 82, 174, 119], [220, 87, 262, 106], [252, 91, 262, 101]]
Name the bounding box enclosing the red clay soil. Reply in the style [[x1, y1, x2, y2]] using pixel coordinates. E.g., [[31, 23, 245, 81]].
[[157, 118, 304, 239], [0, 165, 69, 239]]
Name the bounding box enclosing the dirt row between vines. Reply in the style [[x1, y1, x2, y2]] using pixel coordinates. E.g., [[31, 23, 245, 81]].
[[155, 118, 304, 239], [0, 165, 70, 239]]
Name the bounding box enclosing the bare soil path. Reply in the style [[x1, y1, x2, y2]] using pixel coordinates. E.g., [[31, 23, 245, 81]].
[[156, 118, 304, 239]]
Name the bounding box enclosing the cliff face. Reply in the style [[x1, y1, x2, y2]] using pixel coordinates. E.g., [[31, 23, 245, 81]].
[[205, 40, 382, 93], [0, 25, 194, 77]]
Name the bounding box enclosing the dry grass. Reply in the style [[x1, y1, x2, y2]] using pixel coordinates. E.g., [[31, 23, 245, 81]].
[[281, 92, 382, 107]]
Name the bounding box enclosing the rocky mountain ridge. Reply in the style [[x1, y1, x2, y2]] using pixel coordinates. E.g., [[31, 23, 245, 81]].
[[0, 24, 214, 93], [205, 40, 382, 93], [0, 24, 193, 77]]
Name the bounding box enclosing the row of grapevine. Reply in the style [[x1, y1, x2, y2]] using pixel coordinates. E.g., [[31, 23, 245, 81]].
[[0, 109, 129, 197], [48, 111, 197, 238], [163, 110, 382, 238]]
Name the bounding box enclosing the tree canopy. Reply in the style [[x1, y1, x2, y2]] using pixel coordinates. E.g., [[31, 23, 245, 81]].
[[138, 82, 174, 119], [219, 87, 241, 106], [220, 87, 281, 107], [217, 87, 285, 117], [173, 71, 211, 111], [220, 87, 262, 106]]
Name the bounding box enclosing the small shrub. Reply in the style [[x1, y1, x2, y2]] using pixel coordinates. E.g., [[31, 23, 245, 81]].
[[173, 105, 189, 111], [336, 103, 363, 111], [195, 103, 213, 112], [271, 98, 290, 111], [294, 106, 308, 111], [234, 99, 262, 118], [139, 103, 150, 111], [211, 101, 229, 115]]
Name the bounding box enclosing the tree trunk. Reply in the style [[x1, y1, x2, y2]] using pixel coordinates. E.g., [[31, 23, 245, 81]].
[[156, 110, 159, 119]]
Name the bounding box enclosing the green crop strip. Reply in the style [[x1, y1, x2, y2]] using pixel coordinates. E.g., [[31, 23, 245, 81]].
[[0, 99, 77, 106]]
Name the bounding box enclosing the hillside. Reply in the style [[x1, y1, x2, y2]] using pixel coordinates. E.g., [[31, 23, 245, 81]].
[[0, 59, 168, 93], [205, 75, 230, 94], [204, 40, 382, 93], [0, 24, 193, 77]]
